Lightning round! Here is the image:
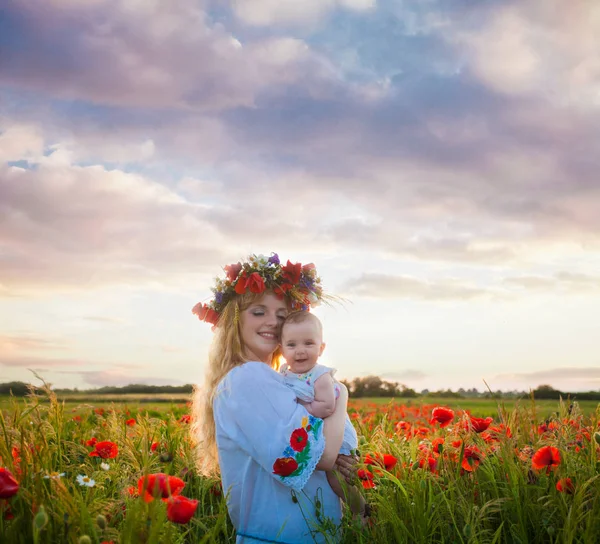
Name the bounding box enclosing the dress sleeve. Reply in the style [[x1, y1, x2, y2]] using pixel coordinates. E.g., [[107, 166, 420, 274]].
[[214, 362, 326, 492]]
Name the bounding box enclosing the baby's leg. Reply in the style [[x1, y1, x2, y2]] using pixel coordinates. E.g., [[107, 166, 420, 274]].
[[326, 471, 367, 516]]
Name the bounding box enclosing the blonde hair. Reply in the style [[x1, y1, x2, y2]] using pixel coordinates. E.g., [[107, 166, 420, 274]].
[[192, 291, 287, 476]]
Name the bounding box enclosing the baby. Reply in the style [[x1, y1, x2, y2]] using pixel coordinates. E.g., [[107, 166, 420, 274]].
[[279, 311, 367, 518]]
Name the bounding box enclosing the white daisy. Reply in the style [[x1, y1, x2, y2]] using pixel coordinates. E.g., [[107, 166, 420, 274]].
[[76, 474, 96, 487], [100, 462, 110, 471]]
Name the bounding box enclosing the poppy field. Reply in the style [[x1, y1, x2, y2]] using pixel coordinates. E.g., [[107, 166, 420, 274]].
[[1, 389, 599, 543]]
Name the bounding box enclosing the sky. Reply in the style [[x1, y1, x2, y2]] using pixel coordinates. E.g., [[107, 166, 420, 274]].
[[1, 0, 600, 393]]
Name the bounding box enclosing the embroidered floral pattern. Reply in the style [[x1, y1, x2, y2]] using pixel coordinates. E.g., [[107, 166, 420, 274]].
[[273, 416, 323, 480]]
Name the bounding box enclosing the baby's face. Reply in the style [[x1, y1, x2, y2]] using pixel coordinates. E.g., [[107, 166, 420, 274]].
[[280, 320, 325, 375]]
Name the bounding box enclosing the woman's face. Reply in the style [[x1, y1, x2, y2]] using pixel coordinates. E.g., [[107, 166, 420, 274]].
[[240, 292, 288, 363]]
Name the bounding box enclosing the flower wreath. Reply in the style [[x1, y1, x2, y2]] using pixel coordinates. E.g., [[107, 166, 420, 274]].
[[192, 253, 325, 326]]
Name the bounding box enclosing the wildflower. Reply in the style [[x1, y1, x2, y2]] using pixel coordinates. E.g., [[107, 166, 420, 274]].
[[364, 453, 398, 471], [418, 456, 438, 473], [430, 407, 455, 428], [357, 469, 375, 489], [531, 446, 561, 473], [179, 414, 191, 424], [468, 416, 493, 433], [76, 474, 96, 487], [89, 441, 118, 459], [126, 418, 136, 426], [0, 467, 19, 499], [43, 471, 65, 480], [126, 486, 139, 498], [137, 473, 185, 502], [556, 477, 575, 494], [166, 495, 198, 524], [461, 446, 483, 472], [86, 437, 98, 447], [100, 462, 110, 471]]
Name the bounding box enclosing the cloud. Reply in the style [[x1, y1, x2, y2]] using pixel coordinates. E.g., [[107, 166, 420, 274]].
[[504, 272, 600, 293], [0, 333, 68, 353], [341, 273, 494, 301], [0, 356, 82, 369], [83, 316, 128, 325], [495, 367, 600, 385], [232, 0, 375, 27], [0, 152, 230, 294], [60, 369, 186, 387], [0, 0, 343, 111], [380, 369, 428, 382], [457, 2, 600, 104], [0, 125, 45, 162]]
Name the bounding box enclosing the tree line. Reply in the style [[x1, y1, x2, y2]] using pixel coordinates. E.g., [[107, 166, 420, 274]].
[[1, 379, 599, 400]]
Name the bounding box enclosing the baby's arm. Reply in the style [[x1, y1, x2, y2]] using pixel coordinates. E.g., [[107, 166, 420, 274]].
[[304, 373, 336, 418]]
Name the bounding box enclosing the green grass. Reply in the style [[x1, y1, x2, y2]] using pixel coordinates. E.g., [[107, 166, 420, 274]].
[[350, 396, 600, 417], [0, 388, 599, 543]]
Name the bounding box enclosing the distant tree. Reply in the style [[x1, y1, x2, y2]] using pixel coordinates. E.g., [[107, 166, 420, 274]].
[[532, 385, 562, 399], [0, 381, 31, 396]]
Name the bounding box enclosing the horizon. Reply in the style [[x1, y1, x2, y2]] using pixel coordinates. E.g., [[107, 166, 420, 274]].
[[2, 1, 600, 393]]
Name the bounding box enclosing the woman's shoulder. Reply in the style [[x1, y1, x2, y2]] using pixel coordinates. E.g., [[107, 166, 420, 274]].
[[217, 361, 280, 392]]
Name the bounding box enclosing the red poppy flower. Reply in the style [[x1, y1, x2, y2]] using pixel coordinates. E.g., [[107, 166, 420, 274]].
[[11, 447, 21, 465], [418, 456, 438, 473], [282, 261, 302, 284], [432, 438, 445, 454], [247, 272, 265, 294], [556, 477, 574, 494], [166, 495, 198, 524], [86, 437, 98, 447], [430, 407, 455, 427], [150, 442, 160, 453], [469, 416, 493, 433], [273, 282, 293, 298], [357, 469, 375, 489], [0, 468, 19, 499], [461, 446, 483, 472], [192, 303, 219, 325], [273, 457, 298, 477], [290, 428, 309, 452], [364, 453, 397, 471], [234, 272, 249, 294], [126, 418, 136, 426], [224, 262, 242, 282], [179, 415, 191, 424], [89, 441, 118, 459], [138, 473, 186, 503], [531, 446, 561, 473]]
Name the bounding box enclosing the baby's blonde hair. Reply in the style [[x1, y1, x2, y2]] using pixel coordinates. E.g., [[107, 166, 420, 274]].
[[281, 310, 323, 340], [192, 291, 287, 476]]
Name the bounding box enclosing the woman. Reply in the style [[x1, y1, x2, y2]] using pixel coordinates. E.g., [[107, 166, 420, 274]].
[[192, 254, 355, 543]]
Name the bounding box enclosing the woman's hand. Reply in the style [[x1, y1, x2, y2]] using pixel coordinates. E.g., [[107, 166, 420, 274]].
[[334, 453, 358, 484]]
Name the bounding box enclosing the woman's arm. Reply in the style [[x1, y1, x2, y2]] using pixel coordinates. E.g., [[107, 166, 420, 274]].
[[315, 381, 348, 471], [305, 373, 336, 418]]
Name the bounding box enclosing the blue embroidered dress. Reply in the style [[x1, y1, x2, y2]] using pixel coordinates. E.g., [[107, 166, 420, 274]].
[[280, 363, 358, 456], [214, 361, 342, 544]]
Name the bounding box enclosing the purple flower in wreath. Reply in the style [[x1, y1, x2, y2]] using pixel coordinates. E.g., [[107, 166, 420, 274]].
[[268, 253, 280, 265]]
